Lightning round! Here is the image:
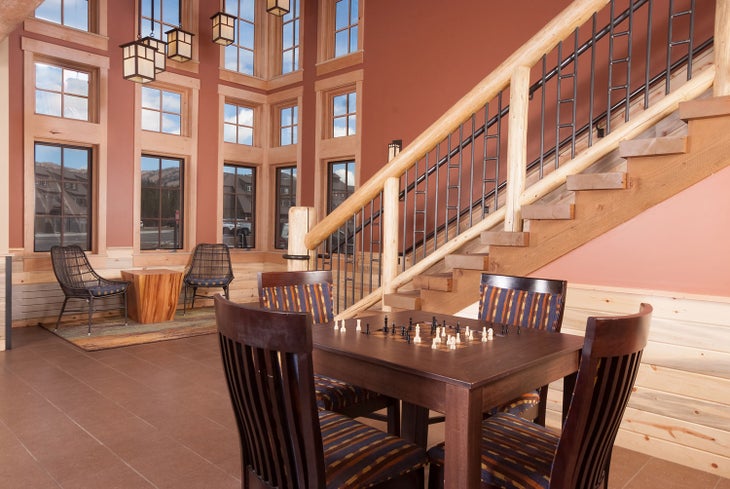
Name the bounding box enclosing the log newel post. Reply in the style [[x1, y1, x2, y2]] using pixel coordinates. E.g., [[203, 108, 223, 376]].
[[714, 0, 730, 96], [286, 207, 316, 271], [381, 177, 400, 312], [504, 65, 531, 232]]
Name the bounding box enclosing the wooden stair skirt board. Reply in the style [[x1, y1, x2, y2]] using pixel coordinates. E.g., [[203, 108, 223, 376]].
[[480, 231, 530, 247], [383, 289, 421, 310], [444, 253, 490, 270], [412, 272, 453, 292], [485, 112, 730, 277]]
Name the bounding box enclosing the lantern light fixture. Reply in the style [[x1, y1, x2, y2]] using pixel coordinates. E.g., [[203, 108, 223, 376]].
[[388, 139, 403, 161], [120, 39, 157, 83], [266, 0, 290, 16], [166, 27, 194, 62], [211, 11, 236, 46], [140, 36, 167, 73]]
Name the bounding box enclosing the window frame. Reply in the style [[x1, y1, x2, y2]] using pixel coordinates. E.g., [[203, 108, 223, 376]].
[[316, 0, 363, 75], [274, 165, 297, 250], [330, 88, 356, 138], [276, 103, 298, 146], [280, 0, 301, 75], [26, 0, 108, 51], [141, 85, 184, 136], [34, 61, 93, 122], [139, 154, 185, 251], [222, 163, 257, 249], [223, 101, 256, 146]]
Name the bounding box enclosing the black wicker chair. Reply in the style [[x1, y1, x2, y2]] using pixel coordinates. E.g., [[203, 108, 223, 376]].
[[50, 245, 129, 335], [182, 243, 234, 314]]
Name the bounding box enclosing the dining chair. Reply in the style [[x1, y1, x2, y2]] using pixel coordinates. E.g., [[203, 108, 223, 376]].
[[182, 243, 234, 314], [478, 273, 567, 424], [258, 270, 401, 435], [214, 295, 428, 489], [427, 303, 653, 489], [50, 245, 130, 335]]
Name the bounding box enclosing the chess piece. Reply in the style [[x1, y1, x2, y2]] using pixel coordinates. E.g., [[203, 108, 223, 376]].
[[356, 318, 362, 331], [481, 326, 488, 342], [487, 327, 494, 341]]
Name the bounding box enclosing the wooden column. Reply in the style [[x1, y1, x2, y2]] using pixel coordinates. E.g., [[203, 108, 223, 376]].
[[287, 206, 316, 271], [381, 177, 400, 312], [504, 66, 531, 232], [715, 0, 730, 96]]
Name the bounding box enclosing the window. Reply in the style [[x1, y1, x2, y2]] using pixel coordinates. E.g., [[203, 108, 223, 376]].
[[327, 160, 355, 253], [34, 143, 92, 252], [332, 91, 356, 137], [224, 102, 254, 145], [35, 62, 90, 121], [334, 0, 358, 57], [279, 105, 298, 146], [224, 0, 256, 75], [281, 0, 300, 74], [35, 0, 89, 31], [223, 164, 256, 249], [275, 166, 296, 249], [141, 86, 182, 135], [140, 0, 182, 41], [140, 155, 183, 250]]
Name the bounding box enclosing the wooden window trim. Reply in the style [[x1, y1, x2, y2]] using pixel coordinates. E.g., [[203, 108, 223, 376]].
[[317, 0, 364, 65], [25, 0, 108, 50]]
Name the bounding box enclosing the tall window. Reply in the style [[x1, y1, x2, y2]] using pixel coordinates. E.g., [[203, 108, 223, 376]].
[[140, 0, 181, 40], [225, 0, 256, 75], [223, 165, 256, 249], [141, 86, 182, 135], [334, 0, 358, 57], [35, 0, 89, 31], [275, 166, 296, 249], [34, 143, 92, 252], [224, 102, 254, 145], [327, 160, 355, 253], [332, 91, 356, 137], [35, 62, 90, 121], [279, 105, 298, 146], [281, 0, 300, 74], [140, 155, 183, 250]]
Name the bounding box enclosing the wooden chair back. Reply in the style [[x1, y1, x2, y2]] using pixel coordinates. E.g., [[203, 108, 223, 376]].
[[215, 296, 325, 488], [257, 270, 334, 324], [551, 303, 653, 488]]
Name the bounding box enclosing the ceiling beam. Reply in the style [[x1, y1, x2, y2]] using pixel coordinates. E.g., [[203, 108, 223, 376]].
[[0, 0, 44, 41]]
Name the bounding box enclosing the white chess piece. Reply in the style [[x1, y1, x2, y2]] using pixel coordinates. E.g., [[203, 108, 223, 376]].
[[487, 327, 494, 341], [456, 332, 461, 344], [356, 319, 362, 332], [431, 337, 438, 349], [340, 319, 346, 332], [481, 326, 488, 342], [334, 320, 339, 330]]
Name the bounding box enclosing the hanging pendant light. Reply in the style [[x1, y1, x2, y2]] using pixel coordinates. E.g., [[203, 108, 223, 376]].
[[141, 36, 167, 73], [120, 0, 159, 83], [267, 0, 290, 16], [211, 10, 236, 46], [166, 0, 194, 61]]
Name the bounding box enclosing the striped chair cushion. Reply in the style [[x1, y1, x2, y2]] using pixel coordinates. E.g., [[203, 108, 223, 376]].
[[478, 285, 563, 332], [427, 412, 558, 489], [315, 374, 382, 411], [260, 283, 334, 324], [320, 410, 427, 489]]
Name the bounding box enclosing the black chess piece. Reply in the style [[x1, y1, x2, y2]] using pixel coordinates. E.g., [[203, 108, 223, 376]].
[[366, 323, 370, 335]]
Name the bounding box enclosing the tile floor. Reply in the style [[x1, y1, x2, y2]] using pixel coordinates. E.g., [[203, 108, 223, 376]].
[[1, 325, 727, 489]]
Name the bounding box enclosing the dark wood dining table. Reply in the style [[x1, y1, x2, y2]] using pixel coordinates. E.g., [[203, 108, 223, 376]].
[[312, 310, 584, 489]]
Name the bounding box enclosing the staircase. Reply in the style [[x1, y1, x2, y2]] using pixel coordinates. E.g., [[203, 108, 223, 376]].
[[394, 98, 730, 314]]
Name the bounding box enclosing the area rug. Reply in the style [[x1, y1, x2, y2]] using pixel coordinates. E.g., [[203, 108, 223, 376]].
[[41, 308, 217, 352]]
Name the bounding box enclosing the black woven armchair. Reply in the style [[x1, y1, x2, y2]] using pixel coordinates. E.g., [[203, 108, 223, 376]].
[[50, 245, 129, 335], [183, 243, 234, 314]]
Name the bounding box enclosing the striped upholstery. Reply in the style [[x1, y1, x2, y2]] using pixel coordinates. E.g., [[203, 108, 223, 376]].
[[428, 412, 558, 489], [260, 283, 334, 324], [320, 410, 426, 488], [315, 374, 383, 411], [478, 285, 563, 332]]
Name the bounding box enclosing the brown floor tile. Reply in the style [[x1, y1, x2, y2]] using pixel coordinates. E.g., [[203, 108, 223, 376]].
[[624, 456, 721, 489]]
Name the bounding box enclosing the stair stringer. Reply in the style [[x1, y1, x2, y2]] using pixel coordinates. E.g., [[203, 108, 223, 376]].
[[486, 113, 730, 276]]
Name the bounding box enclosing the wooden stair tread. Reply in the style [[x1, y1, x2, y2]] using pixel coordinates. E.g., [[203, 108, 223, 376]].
[[678, 95, 730, 120], [413, 272, 453, 292], [383, 290, 421, 310], [619, 136, 688, 157], [522, 203, 575, 220], [444, 253, 489, 271], [566, 172, 627, 190], [480, 231, 529, 247]]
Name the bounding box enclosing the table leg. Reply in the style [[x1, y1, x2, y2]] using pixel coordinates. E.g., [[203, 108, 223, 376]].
[[562, 370, 577, 423], [400, 402, 429, 448], [443, 384, 482, 489]]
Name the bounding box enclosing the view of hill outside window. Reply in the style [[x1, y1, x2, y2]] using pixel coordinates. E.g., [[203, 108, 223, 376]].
[[140, 155, 183, 250], [223, 164, 256, 249], [34, 142, 91, 251]]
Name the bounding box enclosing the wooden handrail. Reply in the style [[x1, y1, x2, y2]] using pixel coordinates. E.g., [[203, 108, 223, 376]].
[[304, 0, 611, 250]]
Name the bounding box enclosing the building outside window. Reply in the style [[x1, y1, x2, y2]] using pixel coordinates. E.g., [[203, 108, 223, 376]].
[[35, 62, 90, 121], [279, 105, 298, 145], [223, 164, 256, 249], [275, 166, 296, 249], [141, 86, 182, 135], [140, 155, 183, 250], [35, 0, 89, 31], [281, 0, 300, 74], [332, 91, 356, 137], [327, 160, 355, 253], [224, 102, 254, 145], [34, 142, 92, 252], [224, 0, 256, 75], [334, 0, 358, 57], [140, 0, 181, 40]]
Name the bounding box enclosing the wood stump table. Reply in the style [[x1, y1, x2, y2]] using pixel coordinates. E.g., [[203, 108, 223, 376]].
[[121, 269, 183, 324]]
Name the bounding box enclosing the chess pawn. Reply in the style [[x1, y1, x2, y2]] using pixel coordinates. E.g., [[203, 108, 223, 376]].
[[487, 327, 494, 341], [456, 332, 461, 344], [334, 320, 339, 330], [481, 326, 488, 342], [431, 337, 438, 349], [356, 319, 362, 332], [340, 320, 346, 332]]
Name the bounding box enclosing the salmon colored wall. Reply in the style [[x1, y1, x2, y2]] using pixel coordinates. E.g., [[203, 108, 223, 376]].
[[360, 0, 572, 181], [537, 165, 730, 297]]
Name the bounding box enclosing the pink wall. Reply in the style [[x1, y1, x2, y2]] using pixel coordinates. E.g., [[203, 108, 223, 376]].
[[537, 165, 730, 297]]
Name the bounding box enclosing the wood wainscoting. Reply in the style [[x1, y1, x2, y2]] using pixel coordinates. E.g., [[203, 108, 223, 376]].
[[543, 284, 730, 478]]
